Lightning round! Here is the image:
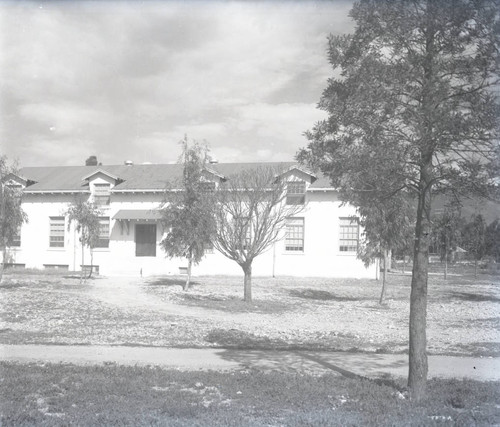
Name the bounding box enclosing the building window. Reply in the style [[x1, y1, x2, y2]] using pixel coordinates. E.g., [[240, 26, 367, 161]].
[[204, 241, 214, 254], [286, 181, 306, 205], [199, 181, 216, 192], [234, 217, 251, 250], [49, 216, 65, 248], [339, 217, 359, 252], [285, 217, 304, 251], [6, 183, 23, 191], [11, 226, 21, 247], [135, 224, 156, 257], [94, 183, 110, 206], [95, 217, 110, 248]]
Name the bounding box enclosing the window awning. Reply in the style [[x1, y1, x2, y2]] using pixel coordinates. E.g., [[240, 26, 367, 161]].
[[112, 210, 162, 221]]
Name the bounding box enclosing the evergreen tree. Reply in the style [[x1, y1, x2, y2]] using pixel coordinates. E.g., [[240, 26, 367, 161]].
[[298, 0, 499, 400], [160, 137, 215, 290]]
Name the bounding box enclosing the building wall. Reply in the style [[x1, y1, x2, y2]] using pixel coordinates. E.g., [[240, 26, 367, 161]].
[[6, 189, 376, 279]]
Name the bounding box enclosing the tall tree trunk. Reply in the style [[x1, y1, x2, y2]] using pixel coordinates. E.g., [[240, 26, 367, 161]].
[[444, 236, 448, 280], [0, 248, 4, 284], [0, 183, 5, 284], [379, 249, 388, 305], [184, 252, 193, 291], [408, 160, 432, 401], [474, 259, 478, 279], [242, 263, 252, 302], [444, 252, 448, 279], [403, 255, 406, 274]]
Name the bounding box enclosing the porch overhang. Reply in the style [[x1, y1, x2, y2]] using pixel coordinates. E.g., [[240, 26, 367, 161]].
[[113, 209, 162, 234], [113, 209, 162, 221]]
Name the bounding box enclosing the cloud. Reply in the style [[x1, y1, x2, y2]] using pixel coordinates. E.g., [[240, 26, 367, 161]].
[[0, 0, 354, 166]]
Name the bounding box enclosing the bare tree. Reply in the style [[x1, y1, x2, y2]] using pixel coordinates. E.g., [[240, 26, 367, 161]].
[[213, 166, 303, 302]]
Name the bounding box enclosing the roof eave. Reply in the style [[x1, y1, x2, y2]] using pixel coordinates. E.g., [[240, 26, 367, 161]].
[[23, 190, 91, 195]]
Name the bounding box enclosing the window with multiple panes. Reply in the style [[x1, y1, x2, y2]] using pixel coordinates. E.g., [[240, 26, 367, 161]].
[[204, 241, 214, 254], [285, 217, 304, 252], [49, 216, 65, 248], [339, 217, 359, 252], [95, 217, 110, 248], [135, 224, 157, 257], [234, 217, 251, 250], [199, 181, 216, 192], [286, 181, 306, 205], [94, 183, 110, 206], [11, 226, 21, 247]]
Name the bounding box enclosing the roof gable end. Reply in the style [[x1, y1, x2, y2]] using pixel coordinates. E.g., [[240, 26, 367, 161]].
[[82, 169, 121, 183], [276, 166, 317, 184]]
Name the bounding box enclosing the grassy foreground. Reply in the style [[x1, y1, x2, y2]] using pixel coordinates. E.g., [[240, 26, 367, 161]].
[[1, 362, 499, 426]]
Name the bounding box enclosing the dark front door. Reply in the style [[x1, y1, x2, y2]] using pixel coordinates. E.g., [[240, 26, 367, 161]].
[[135, 224, 157, 257]]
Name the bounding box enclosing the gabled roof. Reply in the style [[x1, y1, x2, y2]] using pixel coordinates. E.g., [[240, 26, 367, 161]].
[[4, 172, 31, 186], [82, 169, 120, 182], [19, 162, 335, 193]]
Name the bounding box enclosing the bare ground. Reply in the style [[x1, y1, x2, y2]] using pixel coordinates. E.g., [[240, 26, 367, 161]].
[[0, 268, 498, 356]]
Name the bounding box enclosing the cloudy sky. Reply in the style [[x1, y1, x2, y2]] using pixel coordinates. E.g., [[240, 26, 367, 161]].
[[1, 0, 354, 167]]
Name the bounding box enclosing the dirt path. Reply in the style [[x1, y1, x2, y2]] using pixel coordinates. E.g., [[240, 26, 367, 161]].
[[87, 276, 244, 321]]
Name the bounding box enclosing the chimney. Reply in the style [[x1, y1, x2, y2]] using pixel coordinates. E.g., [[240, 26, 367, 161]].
[[124, 160, 134, 166]]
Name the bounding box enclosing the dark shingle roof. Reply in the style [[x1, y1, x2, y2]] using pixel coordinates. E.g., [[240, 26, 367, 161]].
[[20, 162, 335, 192]]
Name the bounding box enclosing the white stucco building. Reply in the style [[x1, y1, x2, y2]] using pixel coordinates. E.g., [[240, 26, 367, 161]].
[[3, 162, 376, 278]]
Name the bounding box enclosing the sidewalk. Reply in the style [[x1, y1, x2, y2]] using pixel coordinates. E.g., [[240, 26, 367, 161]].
[[1, 345, 499, 381]]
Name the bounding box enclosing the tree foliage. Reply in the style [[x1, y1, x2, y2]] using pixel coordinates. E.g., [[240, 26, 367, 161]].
[[160, 138, 215, 290], [212, 166, 303, 302], [0, 156, 28, 281], [461, 213, 487, 276], [430, 198, 464, 263], [485, 219, 500, 262], [66, 197, 102, 280], [298, 0, 499, 400], [357, 194, 415, 303]]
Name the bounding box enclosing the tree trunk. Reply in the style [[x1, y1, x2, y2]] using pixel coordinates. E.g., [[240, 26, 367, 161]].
[[81, 245, 85, 284], [87, 248, 94, 280], [444, 237, 448, 280], [0, 247, 4, 284], [474, 259, 478, 279], [242, 263, 252, 302], [403, 256, 406, 274], [408, 161, 432, 401], [0, 183, 5, 284], [184, 252, 193, 291], [379, 249, 388, 305]]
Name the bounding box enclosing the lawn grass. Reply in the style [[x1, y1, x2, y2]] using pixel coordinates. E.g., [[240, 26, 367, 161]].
[[1, 362, 499, 426]]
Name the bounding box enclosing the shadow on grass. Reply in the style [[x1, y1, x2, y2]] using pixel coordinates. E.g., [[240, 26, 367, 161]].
[[450, 291, 500, 303], [288, 288, 367, 302], [182, 297, 292, 314], [452, 341, 500, 358], [216, 348, 407, 392], [146, 277, 199, 288]]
